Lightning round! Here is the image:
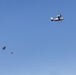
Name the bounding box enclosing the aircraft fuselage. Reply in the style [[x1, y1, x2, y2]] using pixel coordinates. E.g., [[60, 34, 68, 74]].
[[51, 17, 64, 21]]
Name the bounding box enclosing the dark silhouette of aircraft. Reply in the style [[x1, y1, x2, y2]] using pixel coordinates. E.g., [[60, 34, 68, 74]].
[[2, 46, 6, 50], [11, 52, 13, 54]]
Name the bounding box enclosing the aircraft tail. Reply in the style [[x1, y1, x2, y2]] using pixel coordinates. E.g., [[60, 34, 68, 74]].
[[51, 17, 53, 21]]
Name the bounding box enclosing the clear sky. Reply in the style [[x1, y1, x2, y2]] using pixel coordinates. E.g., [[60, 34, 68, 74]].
[[0, 0, 76, 75]]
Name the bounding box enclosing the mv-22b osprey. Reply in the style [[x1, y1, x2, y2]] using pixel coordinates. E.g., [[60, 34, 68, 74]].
[[51, 14, 64, 21]]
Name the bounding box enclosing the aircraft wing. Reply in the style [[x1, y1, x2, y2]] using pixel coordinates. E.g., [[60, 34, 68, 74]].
[[57, 14, 62, 20], [57, 14, 62, 18]]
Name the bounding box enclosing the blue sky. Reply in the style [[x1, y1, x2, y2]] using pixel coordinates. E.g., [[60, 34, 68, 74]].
[[0, 0, 76, 75]]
